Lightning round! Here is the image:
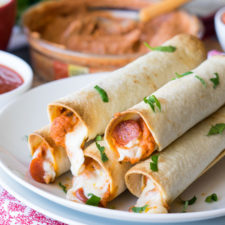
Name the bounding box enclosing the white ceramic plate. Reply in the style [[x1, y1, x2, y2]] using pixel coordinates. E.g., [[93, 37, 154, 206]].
[[0, 73, 225, 223]]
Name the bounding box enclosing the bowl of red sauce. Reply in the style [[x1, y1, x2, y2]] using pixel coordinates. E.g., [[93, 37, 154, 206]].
[[215, 7, 225, 52], [0, 51, 33, 107], [0, 0, 16, 50]]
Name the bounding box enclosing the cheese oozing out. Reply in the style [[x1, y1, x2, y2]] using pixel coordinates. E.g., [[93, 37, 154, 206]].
[[32, 146, 56, 184], [67, 159, 110, 204], [65, 121, 88, 176], [112, 116, 156, 164], [117, 139, 142, 161], [134, 177, 167, 214]]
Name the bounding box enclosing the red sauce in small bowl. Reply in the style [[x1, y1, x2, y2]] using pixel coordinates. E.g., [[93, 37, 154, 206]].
[[0, 64, 24, 94], [222, 13, 225, 24]]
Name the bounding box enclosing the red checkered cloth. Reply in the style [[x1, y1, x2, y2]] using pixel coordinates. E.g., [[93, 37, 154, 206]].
[[0, 187, 66, 225]]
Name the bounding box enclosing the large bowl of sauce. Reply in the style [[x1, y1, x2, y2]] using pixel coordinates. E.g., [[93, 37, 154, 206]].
[[0, 51, 33, 108], [22, 0, 204, 81]]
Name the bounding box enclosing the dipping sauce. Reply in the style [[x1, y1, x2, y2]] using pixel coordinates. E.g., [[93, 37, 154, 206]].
[[222, 13, 225, 24], [0, 64, 23, 94]]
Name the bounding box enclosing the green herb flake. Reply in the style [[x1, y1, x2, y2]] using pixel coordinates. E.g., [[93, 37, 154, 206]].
[[59, 182, 67, 193], [207, 123, 225, 136], [95, 135, 102, 141], [210, 73, 219, 89], [144, 95, 161, 112], [131, 204, 148, 213], [150, 155, 159, 172], [95, 139, 108, 162], [150, 162, 158, 172], [183, 200, 189, 213], [181, 196, 197, 212], [205, 193, 218, 203], [195, 75, 207, 87], [144, 42, 176, 52], [86, 193, 101, 206], [151, 154, 159, 164], [94, 85, 109, 102], [172, 71, 193, 80]]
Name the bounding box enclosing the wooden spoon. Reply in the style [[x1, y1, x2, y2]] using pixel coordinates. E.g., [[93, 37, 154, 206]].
[[140, 0, 192, 22]]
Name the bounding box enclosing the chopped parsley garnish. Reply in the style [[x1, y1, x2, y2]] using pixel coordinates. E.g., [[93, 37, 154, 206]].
[[144, 42, 176, 52], [181, 196, 197, 212], [95, 136, 108, 162], [144, 95, 161, 112], [195, 75, 207, 87], [172, 71, 193, 80], [94, 85, 109, 102], [86, 193, 101, 206], [59, 182, 67, 193], [131, 204, 148, 213], [207, 123, 225, 136], [210, 73, 219, 89], [150, 154, 159, 172], [95, 134, 102, 141], [205, 193, 218, 203]]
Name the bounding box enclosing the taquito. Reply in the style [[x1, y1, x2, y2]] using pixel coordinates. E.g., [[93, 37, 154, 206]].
[[29, 125, 70, 184], [105, 55, 225, 164], [66, 140, 131, 206], [47, 34, 206, 176], [125, 106, 225, 213]]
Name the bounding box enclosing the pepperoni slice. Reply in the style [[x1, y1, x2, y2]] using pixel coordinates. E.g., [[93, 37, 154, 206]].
[[50, 114, 75, 147], [29, 157, 45, 183], [112, 120, 141, 146], [75, 188, 88, 203]]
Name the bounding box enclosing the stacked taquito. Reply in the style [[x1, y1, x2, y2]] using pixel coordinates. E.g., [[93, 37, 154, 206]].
[[106, 55, 225, 164], [125, 106, 225, 213], [29, 125, 70, 184], [47, 34, 206, 176], [67, 140, 131, 206]]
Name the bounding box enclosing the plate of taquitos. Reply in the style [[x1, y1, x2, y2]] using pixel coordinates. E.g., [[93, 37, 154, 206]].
[[1, 34, 225, 223]]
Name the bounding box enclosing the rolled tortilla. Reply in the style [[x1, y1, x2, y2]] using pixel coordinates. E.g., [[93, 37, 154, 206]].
[[105, 55, 225, 164], [125, 106, 225, 213], [29, 125, 70, 184], [47, 34, 206, 176], [66, 140, 131, 206]]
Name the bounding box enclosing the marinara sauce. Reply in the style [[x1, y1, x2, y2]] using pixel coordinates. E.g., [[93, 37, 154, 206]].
[[0, 64, 23, 94]]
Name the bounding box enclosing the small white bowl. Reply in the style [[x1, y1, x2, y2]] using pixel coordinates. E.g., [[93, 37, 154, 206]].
[[215, 7, 225, 52], [0, 51, 33, 108]]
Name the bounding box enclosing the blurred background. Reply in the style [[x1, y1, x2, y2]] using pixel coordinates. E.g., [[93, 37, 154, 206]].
[[1, 0, 225, 85]]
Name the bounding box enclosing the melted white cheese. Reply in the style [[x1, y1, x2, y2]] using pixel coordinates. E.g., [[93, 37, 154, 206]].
[[67, 162, 109, 203], [32, 146, 56, 184], [135, 178, 167, 214], [43, 150, 56, 183], [117, 139, 142, 161], [65, 121, 88, 176]]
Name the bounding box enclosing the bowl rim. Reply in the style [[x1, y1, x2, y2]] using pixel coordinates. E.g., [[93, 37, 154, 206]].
[[0, 0, 14, 9], [0, 50, 33, 98], [215, 6, 225, 27]]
